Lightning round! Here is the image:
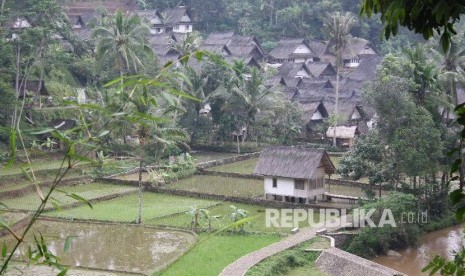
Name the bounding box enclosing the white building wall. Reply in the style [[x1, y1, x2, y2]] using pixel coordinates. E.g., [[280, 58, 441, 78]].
[[173, 24, 193, 33], [264, 177, 295, 196]]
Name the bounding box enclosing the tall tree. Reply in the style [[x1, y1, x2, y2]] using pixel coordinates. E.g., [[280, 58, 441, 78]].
[[324, 12, 355, 146], [92, 11, 153, 78]]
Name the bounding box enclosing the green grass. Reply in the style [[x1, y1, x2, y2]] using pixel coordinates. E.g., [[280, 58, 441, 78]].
[[209, 158, 259, 174], [0, 159, 88, 177], [246, 238, 324, 276], [191, 152, 238, 164], [167, 175, 263, 198], [158, 234, 282, 276], [150, 202, 321, 234], [2, 182, 137, 211], [46, 192, 220, 222]]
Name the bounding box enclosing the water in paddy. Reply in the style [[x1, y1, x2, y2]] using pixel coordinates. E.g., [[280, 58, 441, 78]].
[[4, 220, 196, 274], [372, 224, 465, 275]]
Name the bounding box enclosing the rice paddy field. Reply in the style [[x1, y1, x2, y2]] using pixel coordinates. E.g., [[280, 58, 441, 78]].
[[191, 152, 238, 164], [209, 158, 259, 174], [1, 182, 138, 211], [167, 175, 263, 198], [46, 193, 220, 222], [150, 201, 320, 233]]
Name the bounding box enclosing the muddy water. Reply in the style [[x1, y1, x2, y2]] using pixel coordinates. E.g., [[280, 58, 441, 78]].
[[4, 220, 196, 274], [372, 224, 465, 275]]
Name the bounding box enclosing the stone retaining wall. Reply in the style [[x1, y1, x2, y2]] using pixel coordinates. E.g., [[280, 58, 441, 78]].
[[316, 247, 405, 276], [196, 170, 262, 180], [325, 232, 357, 248], [0, 176, 93, 199], [196, 152, 261, 169], [326, 178, 388, 190], [146, 186, 344, 210]]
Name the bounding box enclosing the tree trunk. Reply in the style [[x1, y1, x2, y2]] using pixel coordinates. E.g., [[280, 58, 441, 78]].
[[138, 158, 143, 224], [332, 66, 340, 147]]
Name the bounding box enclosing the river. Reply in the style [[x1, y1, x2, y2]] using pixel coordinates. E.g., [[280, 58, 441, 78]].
[[372, 224, 465, 275]]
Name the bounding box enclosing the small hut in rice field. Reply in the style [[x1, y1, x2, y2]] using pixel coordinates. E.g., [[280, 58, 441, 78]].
[[254, 146, 335, 203]]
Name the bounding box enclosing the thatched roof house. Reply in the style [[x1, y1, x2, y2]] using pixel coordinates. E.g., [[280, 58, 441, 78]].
[[255, 146, 335, 203], [307, 62, 337, 78], [268, 38, 318, 63], [326, 126, 359, 139], [255, 146, 335, 179], [203, 32, 265, 62]]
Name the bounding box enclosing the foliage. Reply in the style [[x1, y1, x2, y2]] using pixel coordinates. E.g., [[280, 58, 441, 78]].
[[346, 193, 422, 258], [360, 0, 464, 51], [246, 240, 322, 276]]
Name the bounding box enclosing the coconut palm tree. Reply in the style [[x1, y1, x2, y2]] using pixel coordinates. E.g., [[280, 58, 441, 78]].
[[169, 31, 203, 58], [430, 30, 465, 116], [213, 67, 280, 147], [92, 10, 153, 77], [324, 12, 356, 146]]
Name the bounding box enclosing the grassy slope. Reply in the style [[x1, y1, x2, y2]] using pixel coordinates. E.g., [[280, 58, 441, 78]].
[[158, 234, 282, 276], [246, 238, 326, 276]]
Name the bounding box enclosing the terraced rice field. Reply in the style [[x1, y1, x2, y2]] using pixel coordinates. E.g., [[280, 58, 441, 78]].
[[167, 175, 263, 198], [151, 201, 321, 233], [46, 192, 220, 222], [209, 158, 259, 174], [1, 182, 137, 211]]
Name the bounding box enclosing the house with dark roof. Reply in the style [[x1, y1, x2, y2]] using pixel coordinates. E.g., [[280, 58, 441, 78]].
[[326, 126, 361, 147], [301, 100, 329, 138], [254, 146, 335, 203], [321, 37, 378, 68], [268, 38, 318, 64], [202, 32, 265, 67], [306, 62, 337, 78]]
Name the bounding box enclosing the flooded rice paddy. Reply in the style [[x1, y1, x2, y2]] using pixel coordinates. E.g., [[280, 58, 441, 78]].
[[2, 220, 196, 274]]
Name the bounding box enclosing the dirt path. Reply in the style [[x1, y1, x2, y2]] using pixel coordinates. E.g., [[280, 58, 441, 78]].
[[220, 216, 350, 276]]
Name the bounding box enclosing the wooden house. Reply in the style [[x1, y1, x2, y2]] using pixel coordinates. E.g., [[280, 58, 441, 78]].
[[326, 126, 360, 147], [321, 37, 378, 68], [306, 62, 337, 78], [254, 146, 335, 203], [161, 5, 194, 34], [268, 38, 318, 64], [203, 32, 265, 64], [301, 100, 329, 138]]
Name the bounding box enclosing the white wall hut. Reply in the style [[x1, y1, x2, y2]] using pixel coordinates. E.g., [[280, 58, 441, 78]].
[[254, 146, 335, 203]]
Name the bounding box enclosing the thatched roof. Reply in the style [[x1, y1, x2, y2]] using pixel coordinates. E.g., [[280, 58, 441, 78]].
[[204, 32, 235, 45], [307, 62, 336, 78], [307, 40, 327, 57], [325, 99, 364, 122], [294, 79, 335, 101], [254, 146, 335, 179], [324, 37, 379, 60], [201, 44, 232, 56], [162, 6, 192, 26], [301, 101, 328, 122], [14, 81, 49, 98], [137, 9, 163, 26], [277, 62, 313, 79], [326, 126, 359, 139], [268, 38, 315, 60], [349, 55, 382, 81]]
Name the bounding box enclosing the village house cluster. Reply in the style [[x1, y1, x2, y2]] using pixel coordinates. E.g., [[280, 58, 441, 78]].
[[10, 2, 383, 146]]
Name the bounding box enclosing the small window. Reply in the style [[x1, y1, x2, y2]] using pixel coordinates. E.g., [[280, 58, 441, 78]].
[[272, 178, 277, 188], [295, 180, 305, 190]]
